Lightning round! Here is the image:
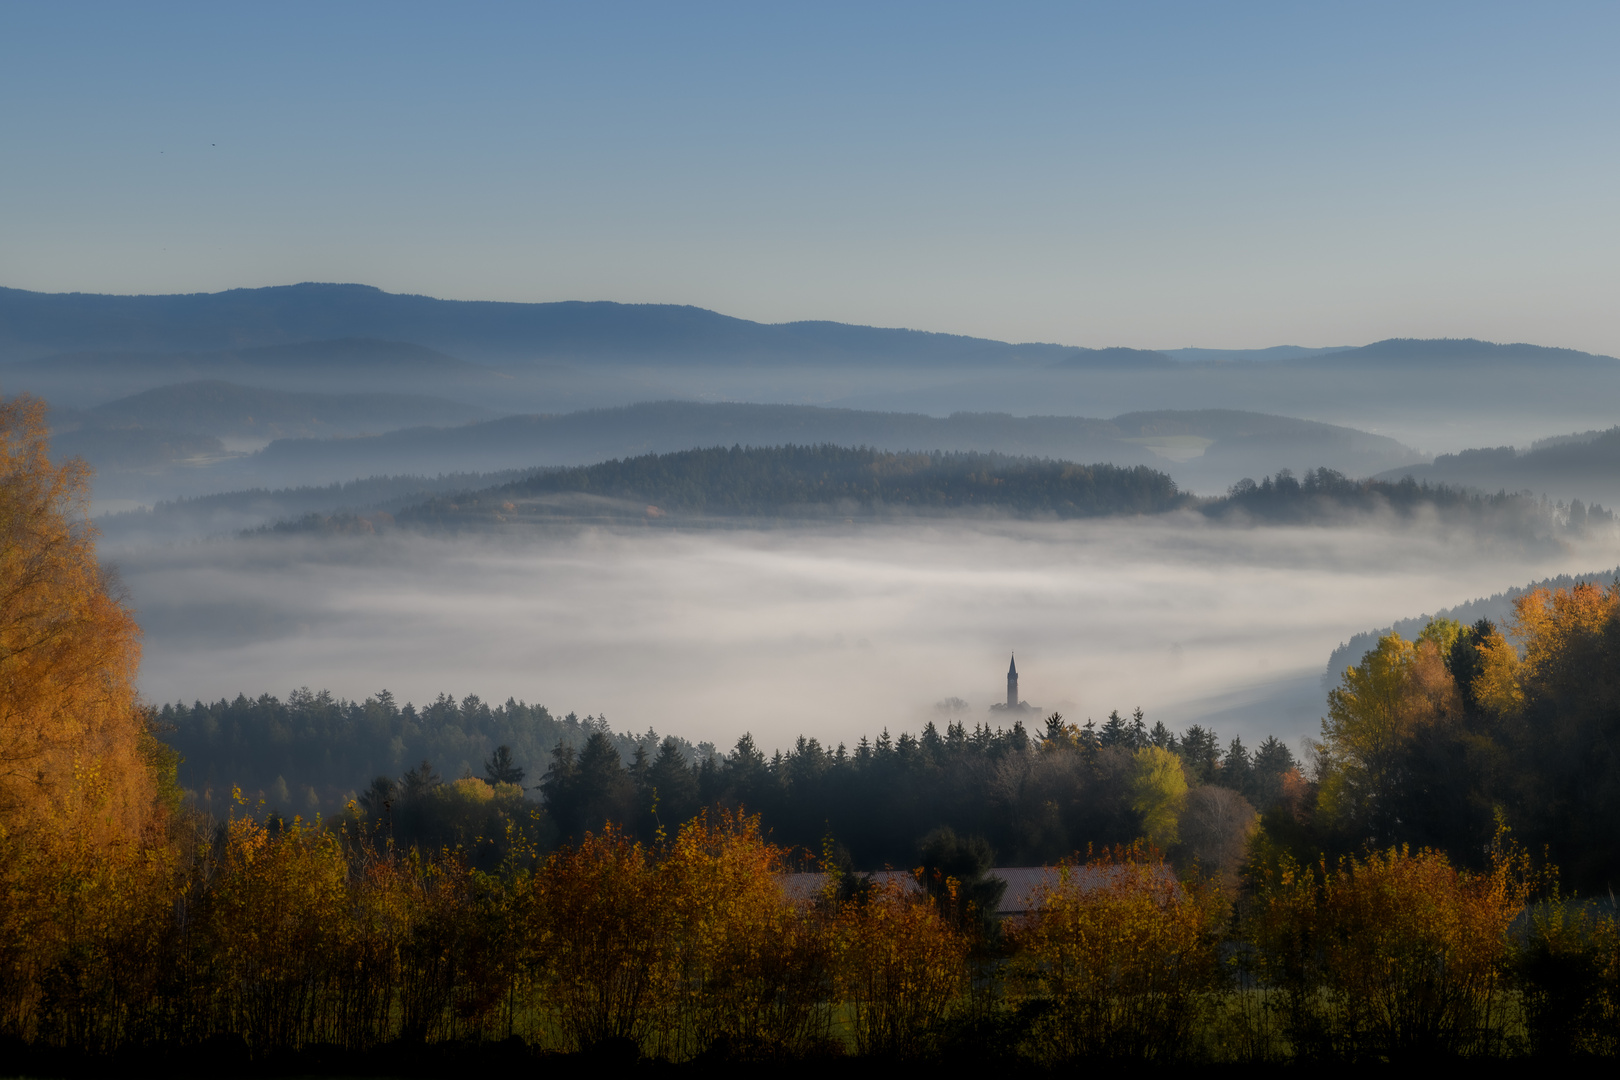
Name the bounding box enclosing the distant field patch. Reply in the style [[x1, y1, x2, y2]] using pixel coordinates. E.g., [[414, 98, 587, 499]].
[[1122, 435, 1214, 462]]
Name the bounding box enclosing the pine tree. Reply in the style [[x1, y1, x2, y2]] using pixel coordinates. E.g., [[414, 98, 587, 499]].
[[1079, 719, 1100, 767], [1129, 707, 1148, 750], [1252, 734, 1296, 778], [483, 744, 525, 786], [1221, 736, 1252, 794], [1178, 725, 1221, 785], [1099, 709, 1130, 748]]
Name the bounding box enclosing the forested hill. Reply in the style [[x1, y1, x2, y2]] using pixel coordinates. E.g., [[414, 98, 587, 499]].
[[1207, 467, 1606, 525], [1203, 467, 1601, 549], [158, 689, 690, 820], [369, 453, 1598, 535], [245, 401, 1421, 491], [1322, 565, 1620, 692], [1375, 425, 1620, 506], [159, 687, 1297, 874], [388, 445, 1187, 527]]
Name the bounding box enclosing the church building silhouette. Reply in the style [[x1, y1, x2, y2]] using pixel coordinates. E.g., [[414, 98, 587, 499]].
[[992, 653, 1035, 714]]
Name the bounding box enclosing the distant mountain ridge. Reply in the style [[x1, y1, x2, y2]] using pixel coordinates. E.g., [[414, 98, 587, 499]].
[[11, 284, 1616, 467], [1281, 337, 1617, 368], [0, 283, 1075, 367], [7, 284, 1611, 372]]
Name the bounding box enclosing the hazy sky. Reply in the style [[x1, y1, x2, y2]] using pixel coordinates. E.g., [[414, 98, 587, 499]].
[[4, 2, 1618, 352]]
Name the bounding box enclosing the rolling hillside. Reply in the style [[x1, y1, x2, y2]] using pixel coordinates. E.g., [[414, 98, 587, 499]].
[[59, 380, 491, 440], [245, 402, 1422, 494], [5, 338, 510, 407], [388, 445, 1187, 527], [1374, 426, 1620, 506]]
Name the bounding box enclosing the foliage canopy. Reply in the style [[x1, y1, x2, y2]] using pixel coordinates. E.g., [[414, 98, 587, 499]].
[[0, 394, 153, 849]]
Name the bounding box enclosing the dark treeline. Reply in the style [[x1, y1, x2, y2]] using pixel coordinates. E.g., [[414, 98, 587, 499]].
[[1212, 466, 1610, 533], [539, 712, 1298, 877], [161, 688, 706, 819], [392, 444, 1187, 526], [258, 450, 1618, 539], [165, 692, 1293, 880]]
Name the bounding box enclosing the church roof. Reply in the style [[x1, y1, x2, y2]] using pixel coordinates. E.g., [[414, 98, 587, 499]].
[[1008, 653, 1017, 676]]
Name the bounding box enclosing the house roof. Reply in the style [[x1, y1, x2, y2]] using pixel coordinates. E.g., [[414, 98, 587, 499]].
[[779, 864, 1178, 915]]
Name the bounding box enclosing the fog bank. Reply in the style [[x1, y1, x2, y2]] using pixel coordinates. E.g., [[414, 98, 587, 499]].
[[112, 515, 1617, 755]]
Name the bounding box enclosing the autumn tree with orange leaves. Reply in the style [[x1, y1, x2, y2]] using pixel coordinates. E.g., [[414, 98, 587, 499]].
[[0, 394, 176, 1049], [1302, 580, 1620, 888], [1494, 581, 1620, 885], [0, 395, 155, 849]]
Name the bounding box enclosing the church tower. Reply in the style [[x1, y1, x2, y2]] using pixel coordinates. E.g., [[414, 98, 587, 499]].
[[1007, 654, 1018, 708]]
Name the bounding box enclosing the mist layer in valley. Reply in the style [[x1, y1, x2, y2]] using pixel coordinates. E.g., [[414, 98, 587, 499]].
[[111, 513, 1618, 756]]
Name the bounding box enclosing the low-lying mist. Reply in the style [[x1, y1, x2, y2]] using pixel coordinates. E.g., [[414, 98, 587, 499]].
[[110, 513, 1619, 756]]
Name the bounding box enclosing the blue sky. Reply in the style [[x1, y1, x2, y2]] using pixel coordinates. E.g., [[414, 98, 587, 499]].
[[3, 1, 1617, 351]]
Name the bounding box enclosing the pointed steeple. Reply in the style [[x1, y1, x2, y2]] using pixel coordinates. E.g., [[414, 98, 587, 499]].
[[1006, 653, 1019, 708], [1008, 653, 1017, 677]]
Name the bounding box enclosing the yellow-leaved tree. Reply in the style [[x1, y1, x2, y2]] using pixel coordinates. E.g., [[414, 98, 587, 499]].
[[1316, 626, 1462, 845], [1128, 745, 1187, 849], [0, 394, 155, 848]]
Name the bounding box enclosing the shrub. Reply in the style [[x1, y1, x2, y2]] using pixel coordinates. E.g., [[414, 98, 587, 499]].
[[1245, 842, 1528, 1060], [1009, 843, 1223, 1061], [530, 824, 667, 1052], [834, 874, 969, 1057], [1517, 899, 1620, 1057]]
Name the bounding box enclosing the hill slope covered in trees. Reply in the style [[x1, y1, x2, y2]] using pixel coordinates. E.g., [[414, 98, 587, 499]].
[[1377, 425, 1620, 506], [385, 445, 1187, 527], [271, 451, 1583, 540], [245, 401, 1420, 494]]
